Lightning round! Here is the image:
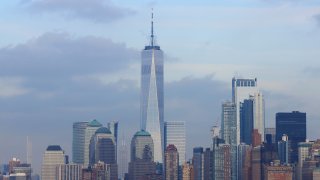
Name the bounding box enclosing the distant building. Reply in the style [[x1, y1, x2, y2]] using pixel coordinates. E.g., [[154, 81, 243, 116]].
[[252, 129, 262, 147], [165, 144, 179, 180], [251, 146, 261, 180], [265, 128, 276, 143], [140, 12, 165, 164], [313, 168, 320, 180], [240, 99, 254, 145], [128, 130, 157, 180], [192, 147, 204, 180], [164, 121, 186, 165], [278, 134, 289, 164], [8, 173, 27, 180], [276, 111, 306, 163], [213, 144, 231, 180], [84, 120, 103, 167], [56, 164, 82, 180], [72, 122, 89, 164], [12, 164, 32, 180], [298, 141, 314, 180], [263, 160, 293, 180], [203, 148, 212, 180], [9, 158, 20, 174], [89, 127, 117, 180], [238, 143, 251, 180], [82, 161, 111, 180], [41, 145, 65, 180], [182, 162, 194, 180]]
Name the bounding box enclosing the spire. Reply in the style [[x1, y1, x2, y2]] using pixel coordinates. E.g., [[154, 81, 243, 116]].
[[150, 8, 154, 47]]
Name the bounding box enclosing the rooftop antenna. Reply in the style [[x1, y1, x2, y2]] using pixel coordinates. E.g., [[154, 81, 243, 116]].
[[151, 8, 154, 47]]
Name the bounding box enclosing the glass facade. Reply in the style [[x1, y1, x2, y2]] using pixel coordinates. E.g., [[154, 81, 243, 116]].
[[84, 120, 102, 167], [72, 122, 88, 164], [164, 121, 186, 165], [276, 111, 306, 163], [140, 41, 164, 163]]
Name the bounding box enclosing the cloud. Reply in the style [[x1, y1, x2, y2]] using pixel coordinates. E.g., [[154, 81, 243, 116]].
[[0, 32, 139, 91], [22, 0, 135, 23], [314, 14, 320, 26], [0, 77, 30, 98]]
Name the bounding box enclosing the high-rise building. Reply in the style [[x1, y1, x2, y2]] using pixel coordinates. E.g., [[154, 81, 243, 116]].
[[251, 146, 261, 180], [72, 122, 89, 164], [265, 128, 276, 143], [263, 160, 293, 180], [84, 120, 102, 167], [232, 78, 259, 144], [89, 127, 117, 180], [240, 99, 254, 145], [128, 130, 157, 180], [165, 144, 179, 180], [298, 141, 314, 180], [164, 121, 186, 165], [82, 161, 111, 180], [203, 148, 212, 180], [276, 111, 306, 163], [9, 158, 20, 174], [140, 12, 164, 163], [182, 162, 194, 180], [118, 134, 129, 180], [238, 143, 251, 180], [213, 144, 231, 180], [55, 164, 82, 180], [12, 164, 32, 180], [41, 145, 65, 180], [221, 101, 237, 180], [192, 147, 204, 180], [278, 134, 289, 164]]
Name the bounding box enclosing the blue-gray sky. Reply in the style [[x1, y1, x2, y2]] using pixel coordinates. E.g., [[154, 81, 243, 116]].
[[0, 0, 320, 174]]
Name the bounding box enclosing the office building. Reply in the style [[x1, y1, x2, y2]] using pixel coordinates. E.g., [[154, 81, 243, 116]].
[[192, 147, 204, 180], [251, 146, 261, 180], [84, 120, 102, 167], [72, 122, 89, 164], [128, 130, 157, 180], [238, 143, 251, 180], [203, 148, 212, 180], [232, 78, 259, 144], [164, 121, 186, 165], [82, 161, 111, 180], [276, 111, 306, 163], [89, 127, 117, 180], [278, 134, 289, 164], [41, 145, 65, 180], [56, 164, 82, 180], [182, 161, 194, 180], [240, 99, 254, 145], [263, 160, 293, 180], [265, 128, 276, 143], [12, 164, 32, 180], [140, 13, 164, 163], [9, 158, 20, 174], [298, 141, 314, 180], [213, 144, 231, 180], [165, 144, 179, 180], [221, 101, 237, 180]]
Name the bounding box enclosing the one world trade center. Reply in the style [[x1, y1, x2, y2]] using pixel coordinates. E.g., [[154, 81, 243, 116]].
[[140, 12, 164, 163]]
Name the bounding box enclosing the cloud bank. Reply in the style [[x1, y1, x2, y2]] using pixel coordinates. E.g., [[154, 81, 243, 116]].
[[22, 0, 135, 23]]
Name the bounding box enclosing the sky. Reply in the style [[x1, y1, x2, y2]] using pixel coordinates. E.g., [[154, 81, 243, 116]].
[[0, 0, 320, 174]]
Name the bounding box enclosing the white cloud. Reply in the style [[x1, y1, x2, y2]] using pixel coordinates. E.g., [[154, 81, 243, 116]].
[[0, 77, 30, 98]]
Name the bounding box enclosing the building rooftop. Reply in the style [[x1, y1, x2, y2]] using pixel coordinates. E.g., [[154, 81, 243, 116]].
[[134, 130, 151, 136], [95, 127, 111, 134], [46, 145, 62, 151], [88, 119, 102, 127]]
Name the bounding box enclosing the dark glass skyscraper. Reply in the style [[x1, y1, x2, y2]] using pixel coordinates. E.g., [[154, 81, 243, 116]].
[[140, 13, 164, 163], [276, 111, 306, 163], [240, 99, 253, 145]]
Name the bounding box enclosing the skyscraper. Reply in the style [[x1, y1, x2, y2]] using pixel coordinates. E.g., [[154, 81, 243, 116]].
[[221, 101, 237, 180], [128, 130, 157, 180], [41, 145, 65, 180], [164, 121, 186, 165], [140, 12, 164, 163], [232, 78, 264, 144], [165, 144, 179, 180], [55, 164, 83, 180], [276, 111, 306, 163], [84, 120, 102, 167], [72, 121, 88, 164], [192, 147, 203, 180], [89, 127, 117, 180], [278, 134, 289, 164]]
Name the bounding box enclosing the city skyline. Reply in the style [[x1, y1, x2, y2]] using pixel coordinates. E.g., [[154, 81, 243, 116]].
[[0, 0, 320, 175]]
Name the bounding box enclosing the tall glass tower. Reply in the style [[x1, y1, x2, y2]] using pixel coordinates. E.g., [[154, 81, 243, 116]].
[[140, 12, 164, 163]]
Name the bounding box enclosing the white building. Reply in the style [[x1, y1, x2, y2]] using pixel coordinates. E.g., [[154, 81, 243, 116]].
[[41, 145, 65, 180]]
